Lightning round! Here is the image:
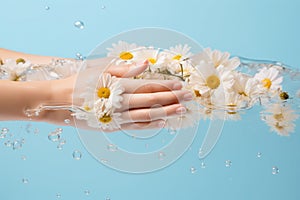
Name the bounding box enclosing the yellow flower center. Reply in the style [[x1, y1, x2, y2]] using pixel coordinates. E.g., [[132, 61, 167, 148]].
[[97, 87, 110, 98], [262, 78, 272, 89], [148, 58, 157, 64], [275, 122, 284, 130], [119, 51, 133, 60], [172, 54, 182, 60], [238, 91, 247, 96], [194, 90, 201, 97], [84, 105, 91, 111], [206, 75, 220, 89], [274, 113, 284, 121], [99, 114, 112, 124], [12, 75, 21, 81], [16, 58, 25, 64]]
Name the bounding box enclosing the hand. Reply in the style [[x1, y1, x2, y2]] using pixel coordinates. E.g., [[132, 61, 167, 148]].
[[39, 61, 193, 132]]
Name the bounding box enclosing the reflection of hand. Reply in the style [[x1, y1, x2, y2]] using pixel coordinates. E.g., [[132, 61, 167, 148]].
[[44, 61, 193, 131]]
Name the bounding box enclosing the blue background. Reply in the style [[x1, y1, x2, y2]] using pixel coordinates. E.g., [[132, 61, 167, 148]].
[[1, 0, 300, 199]]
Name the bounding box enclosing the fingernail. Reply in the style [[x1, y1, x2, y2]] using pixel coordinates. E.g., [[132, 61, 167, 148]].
[[158, 120, 166, 128], [183, 93, 193, 101], [176, 106, 186, 114], [173, 82, 183, 90]]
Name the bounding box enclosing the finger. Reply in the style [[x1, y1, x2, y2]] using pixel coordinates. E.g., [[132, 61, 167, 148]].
[[106, 60, 149, 78], [121, 104, 186, 123], [120, 79, 183, 94], [120, 119, 166, 130], [118, 90, 193, 111]]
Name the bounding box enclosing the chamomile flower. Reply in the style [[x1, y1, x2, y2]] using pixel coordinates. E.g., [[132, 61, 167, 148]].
[[254, 67, 283, 93], [191, 48, 240, 70], [262, 103, 298, 136], [231, 72, 261, 101], [164, 44, 194, 76], [94, 99, 122, 130], [167, 44, 193, 62], [107, 41, 139, 64], [81, 73, 124, 109], [134, 48, 167, 71], [1, 58, 31, 81], [187, 61, 234, 97]]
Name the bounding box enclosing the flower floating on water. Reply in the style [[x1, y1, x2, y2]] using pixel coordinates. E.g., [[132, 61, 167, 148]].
[[261, 103, 298, 136]]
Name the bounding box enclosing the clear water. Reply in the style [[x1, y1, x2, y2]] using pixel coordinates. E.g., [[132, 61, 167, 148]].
[[1, 0, 300, 199]]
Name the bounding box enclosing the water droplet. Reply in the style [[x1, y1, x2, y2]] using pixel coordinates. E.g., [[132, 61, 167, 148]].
[[75, 53, 84, 60], [158, 152, 166, 160], [190, 167, 197, 174], [64, 119, 70, 124], [1, 127, 9, 134], [57, 144, 63, 150], [55, 128, 63, 134], [26, 124, 32, 133], [45, 6, 50, 10], [107, 144, 118, 152], [48, 132, 60, 142], [0, 133, 6, 139], [72, 150, 82, 160], [84, 190, 90, 195], [22, 178, 29, 184], [74, 21, 84, 29], [4, 140, 12, 147], [257, 152, 262, 158], [168, 128, 177, 135], [200, 161, 206, 169], [198, 149, 203, 158], [13, 140, 22, 150], [225, 160, 232, 167], [57, 139, 66, 150], [21, 155, 27, 161], [272, 166, 279, 174], [56, 193, 61, 198], [101, 5, 106, 9], [34, 128, 39, 134]]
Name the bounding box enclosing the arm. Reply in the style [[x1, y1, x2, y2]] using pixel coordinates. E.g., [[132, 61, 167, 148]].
[[0, 48, 192, 131]]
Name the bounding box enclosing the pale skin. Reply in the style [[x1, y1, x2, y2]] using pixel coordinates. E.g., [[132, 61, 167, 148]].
[[0, 48, 193, 132]]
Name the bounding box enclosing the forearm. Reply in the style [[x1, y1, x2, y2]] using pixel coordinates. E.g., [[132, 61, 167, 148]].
[[0, 78, 73, 122], [0, 48, 61, 64]]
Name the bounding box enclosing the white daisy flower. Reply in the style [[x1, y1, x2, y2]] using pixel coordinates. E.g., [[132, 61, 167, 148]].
[[167, 44, 193, 62], [254, 67, 283, 93], [94, 99, 122, 130], [191, 48, 240, 70], [134, 48, 167, 71], [164, 44, 194, 77], [1, 58, 31, 81], [187, 61, 235, 97], [231, 72, 261, 101], [107, 41, 139, 65], [81, 73, 124, 109], [262, 103, 298, 136]]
